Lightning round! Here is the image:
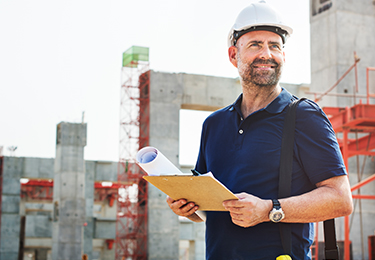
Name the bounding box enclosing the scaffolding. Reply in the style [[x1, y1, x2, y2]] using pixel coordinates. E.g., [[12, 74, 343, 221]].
[[116, 46, 150, 260], [308, 54, 375, 259]]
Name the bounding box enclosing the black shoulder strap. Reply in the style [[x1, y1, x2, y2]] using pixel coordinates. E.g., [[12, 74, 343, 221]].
[[278, 98, 306, 256], [279, 98, 305, 199], [324, 219, 340, 260], [278, 98, 339, 260]]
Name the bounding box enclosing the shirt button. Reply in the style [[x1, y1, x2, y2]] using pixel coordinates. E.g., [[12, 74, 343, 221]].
[[239, 129, 244, 134]]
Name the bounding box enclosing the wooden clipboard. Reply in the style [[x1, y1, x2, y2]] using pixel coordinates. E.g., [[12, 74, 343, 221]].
[[143, 175, 238, 211]]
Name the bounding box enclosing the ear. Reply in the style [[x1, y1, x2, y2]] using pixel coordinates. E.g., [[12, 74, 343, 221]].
[[228, 46, 238, 68]]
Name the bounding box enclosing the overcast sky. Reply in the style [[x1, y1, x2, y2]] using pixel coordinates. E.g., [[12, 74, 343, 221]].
[[0, 0, 310, 165]]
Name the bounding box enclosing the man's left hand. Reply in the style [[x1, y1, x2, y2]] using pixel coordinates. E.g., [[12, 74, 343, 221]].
[[223, 192, 272, 228]]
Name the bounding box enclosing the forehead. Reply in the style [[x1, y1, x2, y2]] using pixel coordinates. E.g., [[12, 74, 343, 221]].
[[239, 30, 283, 44]]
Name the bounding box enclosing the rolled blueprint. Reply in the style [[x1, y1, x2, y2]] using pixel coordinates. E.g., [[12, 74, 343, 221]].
[[137, 146, 207, 221], [136, 146, 182, 176]]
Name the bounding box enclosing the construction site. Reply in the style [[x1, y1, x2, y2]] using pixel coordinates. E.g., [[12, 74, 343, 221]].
[[1, 0, 375, 259]]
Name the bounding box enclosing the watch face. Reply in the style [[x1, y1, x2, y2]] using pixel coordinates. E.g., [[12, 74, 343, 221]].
[[273, 212, 283, 222]]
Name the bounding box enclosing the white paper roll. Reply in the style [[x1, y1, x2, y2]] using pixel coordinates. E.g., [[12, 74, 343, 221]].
[[136, 146, 182, 176]]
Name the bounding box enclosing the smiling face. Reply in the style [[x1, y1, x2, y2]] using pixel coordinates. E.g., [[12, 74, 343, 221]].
[[228, 30, 285, 88]]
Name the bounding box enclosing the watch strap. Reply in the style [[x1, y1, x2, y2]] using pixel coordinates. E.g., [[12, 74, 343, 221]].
[[272, 199, 281, 209]]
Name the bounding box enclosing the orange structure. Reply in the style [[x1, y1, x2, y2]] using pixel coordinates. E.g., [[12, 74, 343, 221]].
[[116, 46, 150, 260], [19, 179, 123, 206], [323, 93, 375, 259], [309, 56, 375, 259]]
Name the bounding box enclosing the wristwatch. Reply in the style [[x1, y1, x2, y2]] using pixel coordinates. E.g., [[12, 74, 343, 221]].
[[269, 199, 285, 223]]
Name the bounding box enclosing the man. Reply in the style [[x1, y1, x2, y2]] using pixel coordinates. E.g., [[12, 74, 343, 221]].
[[167, 1, 353, 259]]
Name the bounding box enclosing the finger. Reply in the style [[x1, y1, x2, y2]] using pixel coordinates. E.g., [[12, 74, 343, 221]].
[[223, 199, 244, 208], [167, 197, 187, 208], [232, 219, 251, 228], [229, 213, 252, 227], [235, 192, 249, 199], [226, 206, 245, 213], [166, 196, 174, 204], [229, 212, 241, 221], [176, 202, 199, 216], [224, 204, 245, 212], [166, 196, 186, 204]]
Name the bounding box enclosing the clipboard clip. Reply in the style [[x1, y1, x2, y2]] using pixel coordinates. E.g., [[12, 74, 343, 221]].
[[191, 169, 202, 176]]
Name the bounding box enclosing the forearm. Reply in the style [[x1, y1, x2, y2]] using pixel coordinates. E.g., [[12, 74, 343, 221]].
[[279, 176, 353, 223], [224, 175, 353, 228]]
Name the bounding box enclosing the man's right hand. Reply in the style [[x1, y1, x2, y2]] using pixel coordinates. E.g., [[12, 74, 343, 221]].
[[166, 196, 198, 217], [166, 196, 203, 222]]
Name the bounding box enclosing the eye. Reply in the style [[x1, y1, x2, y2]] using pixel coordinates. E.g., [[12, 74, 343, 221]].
[[270, 44, 282, 50], [249, 42, 261, 49]]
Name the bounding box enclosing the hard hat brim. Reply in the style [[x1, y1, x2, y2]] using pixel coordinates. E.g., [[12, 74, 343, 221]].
[[228, 23, 293, 47], [232, 25, 289, 46]]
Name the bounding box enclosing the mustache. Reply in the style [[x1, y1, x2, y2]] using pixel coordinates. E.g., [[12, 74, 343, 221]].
[[251, 58, 279, 67]]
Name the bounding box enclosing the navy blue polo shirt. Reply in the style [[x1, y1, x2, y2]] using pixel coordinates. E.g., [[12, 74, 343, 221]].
[[195, 89, 346, 260]]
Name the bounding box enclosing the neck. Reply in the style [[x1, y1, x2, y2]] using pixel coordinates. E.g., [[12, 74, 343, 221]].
[[241, 83, 282, 119]]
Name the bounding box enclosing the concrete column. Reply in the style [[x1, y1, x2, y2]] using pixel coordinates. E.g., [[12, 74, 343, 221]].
[[148, 72, 183, 260], [52, 122, 87, 260], [83, 161, 95, 260], [147, 71, 241, 259], [0, 156, 23, 260]]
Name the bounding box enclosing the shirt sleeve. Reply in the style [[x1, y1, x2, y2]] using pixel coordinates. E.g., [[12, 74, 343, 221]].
[[195, 118, 208, 174], [294, 100, 347, 185]]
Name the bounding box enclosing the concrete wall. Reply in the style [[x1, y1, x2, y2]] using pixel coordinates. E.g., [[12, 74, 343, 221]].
[[282, 83, 313, 100], [179, 220, 205, 260], [310, 0, 375, 108], [0, 157, 22, 260]]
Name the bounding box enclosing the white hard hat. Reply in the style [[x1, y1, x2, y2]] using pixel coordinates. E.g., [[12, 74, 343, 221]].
[[228, 0, 293, 47]]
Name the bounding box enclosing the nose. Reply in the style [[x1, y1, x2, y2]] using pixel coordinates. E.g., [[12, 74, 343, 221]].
[[259, 46, 272, 59]]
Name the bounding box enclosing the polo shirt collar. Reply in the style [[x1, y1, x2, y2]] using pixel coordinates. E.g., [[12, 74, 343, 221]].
[[265, 88, 294, 114], [231, 88, 294, 115]]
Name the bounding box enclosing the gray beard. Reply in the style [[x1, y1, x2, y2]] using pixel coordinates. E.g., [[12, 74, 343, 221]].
[[247, 67, 280, 86], [239, 58, 283, 87]]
